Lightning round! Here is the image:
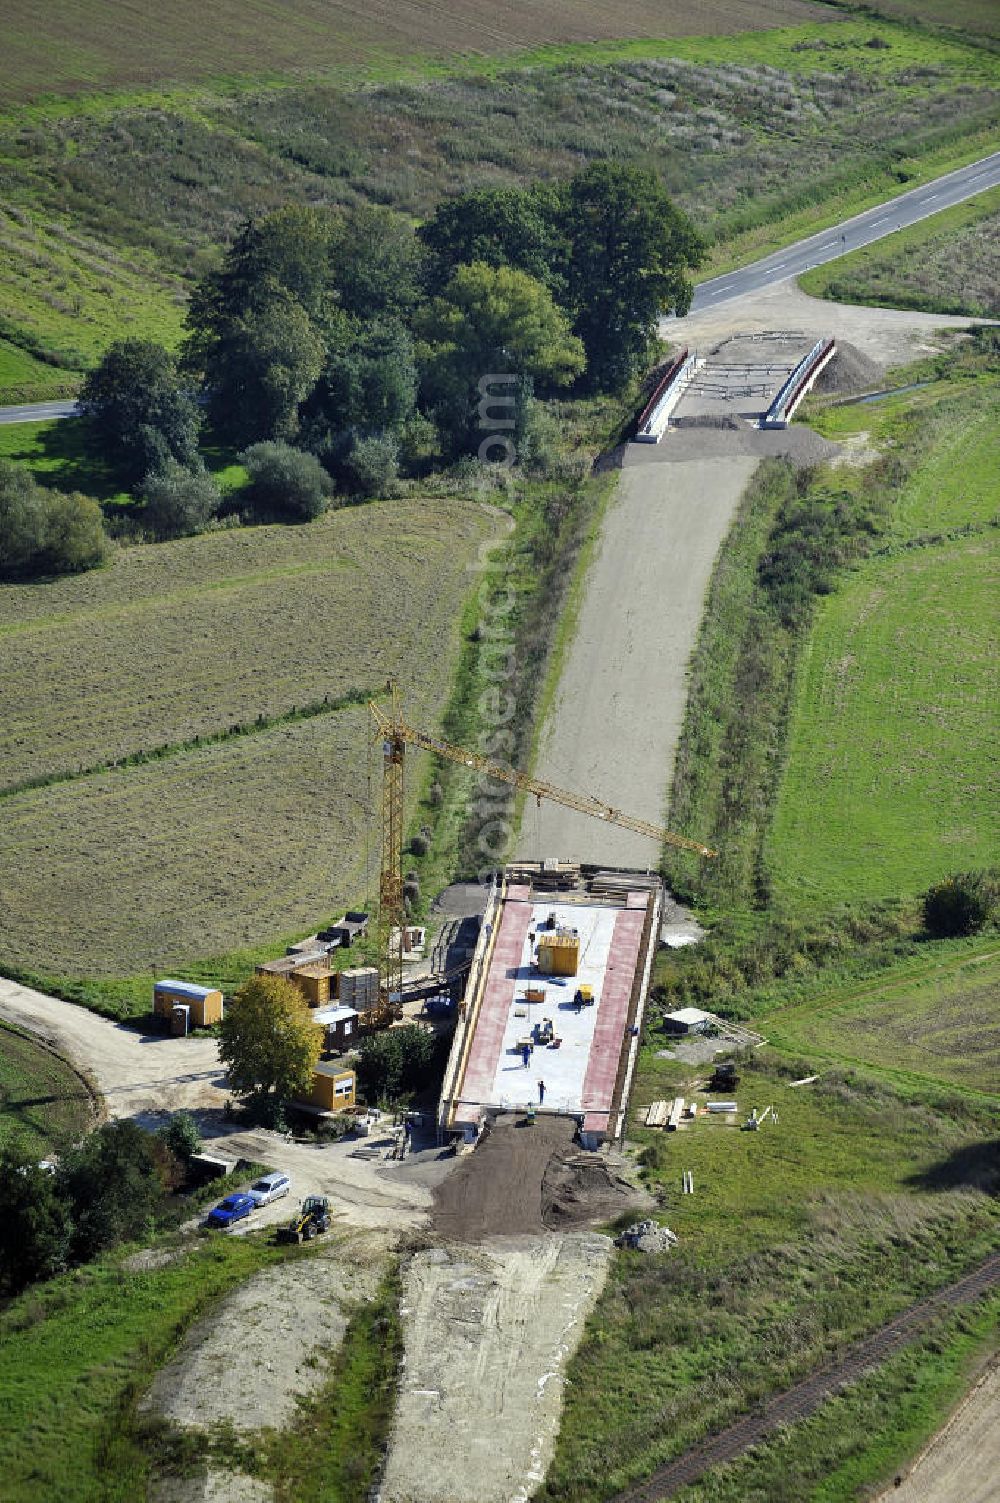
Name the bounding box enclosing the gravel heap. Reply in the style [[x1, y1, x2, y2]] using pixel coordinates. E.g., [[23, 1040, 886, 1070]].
[[615, 1218, 678, 1254], [814, 340, 882, 394]]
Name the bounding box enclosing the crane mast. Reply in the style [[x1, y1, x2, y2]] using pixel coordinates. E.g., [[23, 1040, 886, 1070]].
[[369, 692, 716, 1009]]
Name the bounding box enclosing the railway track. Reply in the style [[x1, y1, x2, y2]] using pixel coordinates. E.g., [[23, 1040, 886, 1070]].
[[609, 1251, 1000, 1503]]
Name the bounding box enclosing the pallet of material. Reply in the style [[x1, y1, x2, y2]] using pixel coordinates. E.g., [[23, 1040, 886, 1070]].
[[667, 1096, 685, 1131], [645, 1100, 669, 1128]]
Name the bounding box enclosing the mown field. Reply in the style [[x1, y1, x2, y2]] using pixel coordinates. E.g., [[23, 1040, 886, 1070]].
[[0, 1022, 93, 1156], [543, 1041, 1000, 1502], [1, 17, 996, 398], [767, 376, 999, 912], [0, 496, 496, 789], [0, 498, 501, 981], [857, 0, 1000, 38], [801, 186, 1000, 318], [0, 0, 831, 106], [765, 945, 1000, 1095]]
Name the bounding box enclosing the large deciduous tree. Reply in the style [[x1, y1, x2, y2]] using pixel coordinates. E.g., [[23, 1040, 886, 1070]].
[[79, 339, 201, 486], [0, 1145, 73, 1295], [417, 261, 584, 454], [219, 974, 321, 1119], [560, 162, 704, 392], [329, 205, 424, 320], [199, 290, 325, 447], [418, 185, 566, 297]]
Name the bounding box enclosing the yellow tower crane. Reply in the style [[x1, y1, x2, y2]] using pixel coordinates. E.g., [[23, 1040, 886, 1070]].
[[368, 689, 716, 1013]]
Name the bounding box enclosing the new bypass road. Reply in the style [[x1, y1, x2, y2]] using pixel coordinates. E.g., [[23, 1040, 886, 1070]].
[[2, 150, 998, 428], [687, 149, 1000, 314]]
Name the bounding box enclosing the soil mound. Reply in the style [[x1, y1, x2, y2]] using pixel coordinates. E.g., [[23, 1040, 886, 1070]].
[[814, 340, 882, 394], [542, 1153, 642, 1229], [432, 1115, 644, 1242]]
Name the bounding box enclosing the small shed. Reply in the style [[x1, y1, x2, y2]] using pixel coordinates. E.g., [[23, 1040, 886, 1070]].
[[312, 1004, 359, 1053], [663, 1007, 713, 1036], [306, 1064, 357, 1112], [153, 979, 223, 1028]]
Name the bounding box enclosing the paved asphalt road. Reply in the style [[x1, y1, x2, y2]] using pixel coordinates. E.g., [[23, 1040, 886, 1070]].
[[1, 151, 997, 427], [0, 396, 80, 425], [687, 150, 1000, 314]]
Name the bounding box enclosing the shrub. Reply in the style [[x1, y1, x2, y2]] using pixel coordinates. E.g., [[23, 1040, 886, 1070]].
[[0, 460, 107, 579], [40, 489, 109, 574], [142, 461, 221, 538], [0, 459, 46, 575], [343, 432, 400, 498], [159, 1111, 202, 1163], [239, 440, 333, 523], [57, 1120, 173, 1262], [923, 870, 999, 937], [0, 1145, 73, 1296]]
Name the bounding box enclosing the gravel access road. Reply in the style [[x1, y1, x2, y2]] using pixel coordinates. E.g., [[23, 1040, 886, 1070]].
[[380, 1233, 613, 1503], [520, 454, 758, 867]]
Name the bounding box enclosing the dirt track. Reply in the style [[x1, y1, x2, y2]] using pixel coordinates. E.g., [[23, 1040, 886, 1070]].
[[0, 974, 225, 1119], [145, 1228, 392, 1434], [874, 1356, 1000, 1503], [432, 1114, 647, 1241], [380, 1233, 613, 1503], [674, 277, 983, 368]]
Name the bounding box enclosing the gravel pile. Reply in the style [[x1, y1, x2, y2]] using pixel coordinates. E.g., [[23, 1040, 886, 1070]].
[[615, 1218, 678, 1254], [814, 340, 882, 394]]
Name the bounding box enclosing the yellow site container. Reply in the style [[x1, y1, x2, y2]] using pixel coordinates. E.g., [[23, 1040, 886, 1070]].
[[292, 962, 333, 1008], [537, 931, 580, 977], [307, 1065, 356, 1112], [153, 980, 223, 1028]]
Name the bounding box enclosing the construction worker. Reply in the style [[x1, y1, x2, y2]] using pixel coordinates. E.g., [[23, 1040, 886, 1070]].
[[538, 1078, 546, 1104], [522, 1042, 531, 1068]]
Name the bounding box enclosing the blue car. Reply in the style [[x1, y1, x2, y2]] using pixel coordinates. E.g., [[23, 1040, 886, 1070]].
[[206, 1192, 256, 1229]]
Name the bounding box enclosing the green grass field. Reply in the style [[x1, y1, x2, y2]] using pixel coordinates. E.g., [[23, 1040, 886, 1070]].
[[543, 1043, 1000, 1502], [0, 497, 501, 982], [766, 372, 1000, 913], [0, 338, 79, 404], [0, 1231, 288, 1503], [766, 944, 1000, 1095], [0, 1022, 93, 1155], [801, 187, 1000, 318], [0, 15, 995, 396]]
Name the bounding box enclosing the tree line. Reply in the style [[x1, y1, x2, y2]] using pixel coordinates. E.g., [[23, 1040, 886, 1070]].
[[87, 165, 698, 538]]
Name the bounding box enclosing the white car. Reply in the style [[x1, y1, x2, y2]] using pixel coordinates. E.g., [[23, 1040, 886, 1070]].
[[247, 1172, 291, 1207]]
